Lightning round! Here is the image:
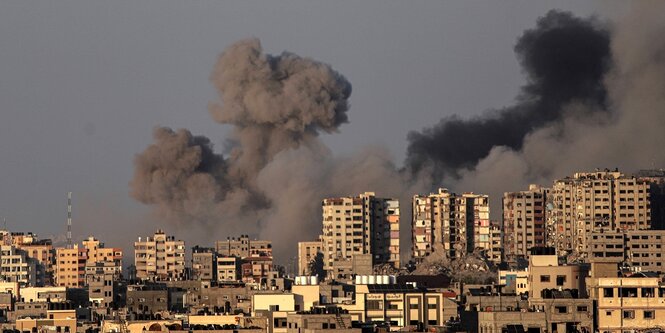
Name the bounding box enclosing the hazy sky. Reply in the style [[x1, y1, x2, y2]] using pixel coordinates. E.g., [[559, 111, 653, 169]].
[[0, 1, 627, 254]]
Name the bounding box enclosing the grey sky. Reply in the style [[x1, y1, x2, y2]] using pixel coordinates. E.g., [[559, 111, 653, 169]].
[[0, 1, 625, 254]]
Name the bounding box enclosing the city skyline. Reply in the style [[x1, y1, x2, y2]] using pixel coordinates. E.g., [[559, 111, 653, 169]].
[[2, 1, 664, 265]]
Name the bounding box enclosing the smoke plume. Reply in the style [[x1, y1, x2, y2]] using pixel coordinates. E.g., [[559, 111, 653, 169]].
[[131, 39, 420, 260], [408, 6, 665, 217], [405, 10, 611, 181]]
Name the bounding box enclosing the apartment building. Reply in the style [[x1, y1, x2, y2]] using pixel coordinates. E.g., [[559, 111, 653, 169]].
[[412, 188, 490, 262], [191, 246, 216, 282], [134, 230, 186, 281], [588, 229, 665, 273], [0, 245, 36, 286], [527, 247, 588, 300], [502, 184, 548, 263], [547, 170, 651, 258], [215, 235, 272, 258], [488, 221, 503, 264], [216, 256, 240, 282], [321, 192, 400, 279], [54, 245, 87, 287], [588, 274, 665, 332], [214, 235, 273, 283], [82, 236, 123, 267], [341, 283, 450, 328], [55, 236, 123, 288], [297, 240, 323, 276], [635, 169, 665, 229]]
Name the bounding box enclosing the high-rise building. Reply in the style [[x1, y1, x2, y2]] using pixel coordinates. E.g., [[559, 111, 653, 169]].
[[502, 184, 548, 263], [134, 230, 186, 281], [321, 192, 400, 279], [411, 189, 490, 262], [546, 170, 651, 257]]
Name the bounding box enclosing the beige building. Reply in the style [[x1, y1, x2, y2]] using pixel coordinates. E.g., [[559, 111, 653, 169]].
[[0, 245, 35, 286], [547, 170, 651, 259], [134, 229, 186, 281], [15, 308, 76, 333], [498, 269, 529, 295], [216, 235, 272, 258], [55, 236, 123, 288], [412, 188, 491, 262], [216, 256, 240, 282], [192, 246, 217, 281], [527, 248, 588, 299], [502, 184, 548, 263], [297, 240, 323, 276], [589, 274, 665, 332], [321, 192, 400, 279], [339, 283, 451, 329]]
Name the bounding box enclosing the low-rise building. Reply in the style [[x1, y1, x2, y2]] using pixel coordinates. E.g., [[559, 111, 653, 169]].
[[589, 274, 665, 332]]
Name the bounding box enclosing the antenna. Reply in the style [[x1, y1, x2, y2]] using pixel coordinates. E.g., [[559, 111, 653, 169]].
[[67, 192, 72, 249]]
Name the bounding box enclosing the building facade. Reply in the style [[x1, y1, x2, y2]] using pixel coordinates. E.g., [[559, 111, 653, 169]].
[[502, 184, 548, 263], [547, 171, 651, 259], [134, 230, 186, 281], [412, 189, 490, 262], [321, 192, 400, 279]]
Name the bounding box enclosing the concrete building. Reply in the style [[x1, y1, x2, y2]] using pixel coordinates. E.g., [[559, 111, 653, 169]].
[[588, 274, 665, 332], [588, 229, 665, 273], [297, 240, 323, 276], [547, 170, 652, 259], [321, 192, 400, 279], [15, 239, 53, 287], [340, 283, 451, 329], [498, 269, 529, 295], [502, 184, 548, 263], [635, 169, 665, 229], [215, 235, 273, 283], [412, 188, 490, 262], [217, 256, 241, 283], [134, 230, 186, 281], [192, 246, 216, 282], [216, 235, 272, 259], [0, 245, 36, 286], [528, 248, 588, 299], [488, 221, 503, 265], [54, 245, 87, 288], [286, 309, 358, 333], [55, 236, 123, 288], [126, 283, 168, 315]]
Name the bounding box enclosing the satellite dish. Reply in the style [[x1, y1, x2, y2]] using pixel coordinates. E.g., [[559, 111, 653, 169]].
[[546, 203, 554, 211]]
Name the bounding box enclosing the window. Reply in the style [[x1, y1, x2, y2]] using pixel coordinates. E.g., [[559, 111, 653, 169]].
[[577, 306, 588, 312], [555, 306, 568, 313], [556, 275, 566, 286], [644, 310, 655, 319], [366, 300, 382, 310], [409, 303, 419, 309], [540, 275, 550, 283], [623, 310, 635, 319], [621, 288, 638, 298], [606, 310, 612, 316], [603, 288, 614, 297], [642, 287, 655, 297]]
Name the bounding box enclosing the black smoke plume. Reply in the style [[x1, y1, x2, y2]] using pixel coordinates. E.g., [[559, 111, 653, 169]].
[[405, 10, 611, 181]]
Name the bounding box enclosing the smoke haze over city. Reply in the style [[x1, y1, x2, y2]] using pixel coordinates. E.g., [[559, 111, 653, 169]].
[[1, 1, 663, 264]]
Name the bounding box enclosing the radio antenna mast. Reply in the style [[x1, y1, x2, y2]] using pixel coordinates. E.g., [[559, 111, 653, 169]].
[[67, 192, 72, 249]]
